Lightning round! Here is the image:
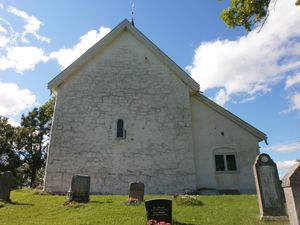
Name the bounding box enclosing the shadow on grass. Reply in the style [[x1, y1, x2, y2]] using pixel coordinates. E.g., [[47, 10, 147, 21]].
[[65, 203, 85, 209], [173, 220, 196, 225], [9, 201, 34, 206], [89, 200, 113, 204]]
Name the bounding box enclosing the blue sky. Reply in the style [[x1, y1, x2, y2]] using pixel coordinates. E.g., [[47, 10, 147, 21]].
[[0, 0, 299, 176]]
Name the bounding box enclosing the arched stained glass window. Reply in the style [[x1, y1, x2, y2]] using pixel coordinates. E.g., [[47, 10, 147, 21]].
[[117, 119, 124, 138]]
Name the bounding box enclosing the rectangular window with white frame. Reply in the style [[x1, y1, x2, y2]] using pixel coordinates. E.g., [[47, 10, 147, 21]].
[[214, 153, 238, 172]]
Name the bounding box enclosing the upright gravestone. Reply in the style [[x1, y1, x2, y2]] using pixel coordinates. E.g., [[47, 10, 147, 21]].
[[253, 153, 286, 219], [128, 182, 144, 202], [67, 175, 90, 203], [282, 162, 300, 225], [0, 171, 14, 202], [145, 199, 172, 224]]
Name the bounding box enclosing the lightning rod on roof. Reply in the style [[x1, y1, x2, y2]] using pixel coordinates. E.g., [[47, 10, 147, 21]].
[[131, 1, 135, 26]]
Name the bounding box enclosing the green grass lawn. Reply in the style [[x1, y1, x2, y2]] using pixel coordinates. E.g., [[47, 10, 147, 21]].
[[0, 189, 288, 225]]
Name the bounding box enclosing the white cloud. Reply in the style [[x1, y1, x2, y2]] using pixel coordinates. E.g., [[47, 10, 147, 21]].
[[0, 18, 16, 38], [0, 82, 36, 116], [0, 3, 4, 9], [1, 5, 110, 73], [0, 5, 50, 73], [0, 35, 9, 47], [285, 92, 300, 114], [263, 141, 300, 153], [276, 160, 298, 178], [286, 73, 300, 89], [8, 6, 50, 43], [187, 0, 300, 107], [277, 160, 297, 170], [214, 89, 230, 107], [0, 46, 48, 73], [0, 24, 7, 33], [50, 26, 111, 69]]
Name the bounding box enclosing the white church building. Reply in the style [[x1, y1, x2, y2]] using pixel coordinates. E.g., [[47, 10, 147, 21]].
[[44, 19, 266, 194]]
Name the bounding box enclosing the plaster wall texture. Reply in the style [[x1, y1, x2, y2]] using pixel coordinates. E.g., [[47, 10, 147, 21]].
[[190, 97, 259, 193], [44, 30, 197, 194]]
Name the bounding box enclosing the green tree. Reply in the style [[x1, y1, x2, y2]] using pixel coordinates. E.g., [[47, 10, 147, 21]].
[[220, 0, 271, 32], [0, 116, 21, 177], [15, 97, 55, 188], [220, 0, 300, 32]]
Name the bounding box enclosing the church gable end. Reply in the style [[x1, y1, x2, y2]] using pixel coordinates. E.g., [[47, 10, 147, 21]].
[[44, 20, 197, 194]]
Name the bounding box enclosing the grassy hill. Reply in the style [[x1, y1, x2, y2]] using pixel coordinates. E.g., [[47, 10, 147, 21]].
[[0, 189, 288, 225]]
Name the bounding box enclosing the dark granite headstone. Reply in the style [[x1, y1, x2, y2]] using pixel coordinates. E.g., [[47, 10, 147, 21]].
[[67, 175, 90, 203], [128, 182, 144, 202], [253, 154, 286, 219], [282, 162, 300, 225], [0, 171, 14, 202], [145, 198, 172, 224]]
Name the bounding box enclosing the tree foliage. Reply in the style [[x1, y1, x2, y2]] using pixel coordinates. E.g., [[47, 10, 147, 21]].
[[0, 97, 55, 188], [15, 97, 55, 187], [220, 0, 271, 31], [0, 117, 21, 177]]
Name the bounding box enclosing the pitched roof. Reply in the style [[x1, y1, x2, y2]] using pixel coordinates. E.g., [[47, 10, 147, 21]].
[[48, 19, 200, 92], [193, 93, 267, 142]]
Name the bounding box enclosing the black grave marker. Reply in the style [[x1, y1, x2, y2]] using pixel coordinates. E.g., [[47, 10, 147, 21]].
[[145, 198, 172, 224], [0, 171, 14, 202], [128, 182, 144, 202], [67, 175, 90, 203]]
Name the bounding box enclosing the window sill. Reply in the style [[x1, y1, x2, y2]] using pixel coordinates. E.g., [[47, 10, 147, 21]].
[[215, 170, 240, 174]]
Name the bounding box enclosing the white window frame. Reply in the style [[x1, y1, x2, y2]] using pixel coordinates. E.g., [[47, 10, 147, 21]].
[[214, 152, 239, 174]]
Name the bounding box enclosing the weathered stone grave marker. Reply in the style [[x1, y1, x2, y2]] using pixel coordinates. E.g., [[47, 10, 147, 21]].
[[282, 162, 300, 225], [67, 175, 90, 203], [253, 153, 286, 219], [145, 198, 172, 224], [0, 171, 14, 202], [128, 182, 144, 203]]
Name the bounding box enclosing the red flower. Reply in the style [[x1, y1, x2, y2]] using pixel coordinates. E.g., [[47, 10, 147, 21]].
[[147, 220, 171, 225], [147, 219, 158, 225]]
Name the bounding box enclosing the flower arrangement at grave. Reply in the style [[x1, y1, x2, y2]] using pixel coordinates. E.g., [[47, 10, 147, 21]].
[[173, 194, 202, 206], [127, 196, 141, 203], [147, 219, 171, 225], [63, 200, 76, 206]]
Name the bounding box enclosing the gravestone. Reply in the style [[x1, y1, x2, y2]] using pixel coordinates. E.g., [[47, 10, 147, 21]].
[[67, 175, 90, 203], [128, 182, 144, 202], [282, 162, 300, 225], [145, 198, 172, 224], [253, 153, 286, 219], [0, 171, 14, 202]]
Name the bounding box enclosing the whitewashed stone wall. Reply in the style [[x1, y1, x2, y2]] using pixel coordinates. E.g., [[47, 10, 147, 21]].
[[44, 30, 197, 194], [191, 97, 260, 194]]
